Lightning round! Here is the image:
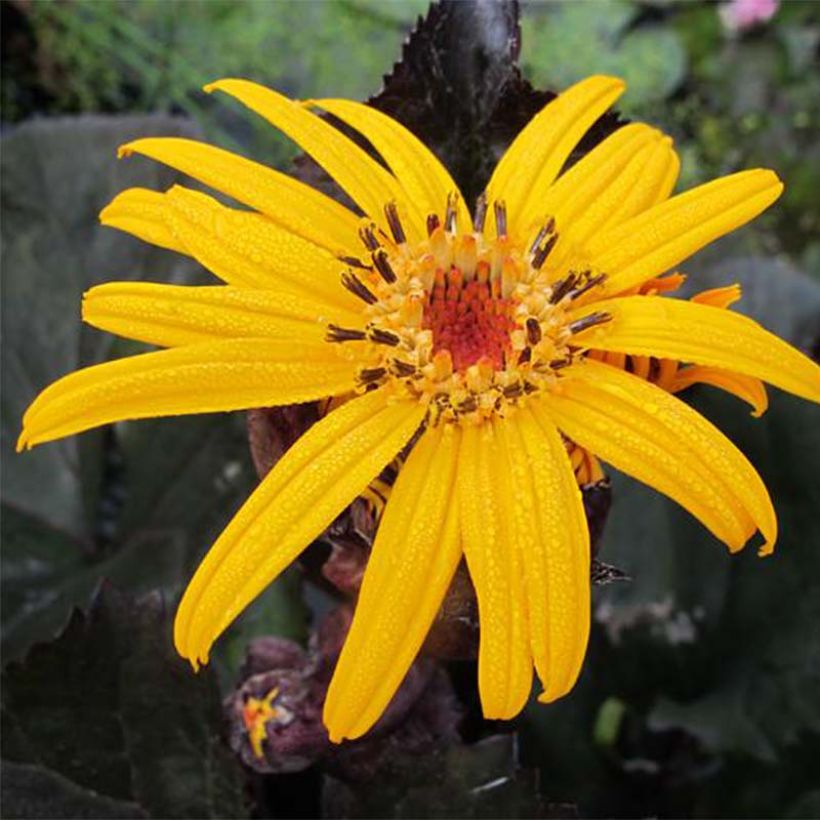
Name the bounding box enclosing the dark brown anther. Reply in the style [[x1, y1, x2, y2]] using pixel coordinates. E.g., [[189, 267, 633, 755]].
[[341, 271, 378, 304], [549, 357, 572, 370], [502, 382, 524, 399], [531, 234, 558, 270], [359, 224, 380, 251], [517, 347, 532, 365], [457, 396, 479, 413], [567, 272, 607, 301], [444, 192, 459, 233], [493, 200, 507, 238], [528, 225, 549, 256], [568, 312, 611, 335], [525, 317, 542, 346], [358, 367, 387, 385], [522, 381, 539, 394], [549, 272, 580, 304], [371, 248, 397, 284], [327, 324, 367, 343], [391, 359, 417, 377], [368, 327, 401, 346], [384, 201, 406, 245], [427, 213, 441, 236], [473, 192, 488, 233], [338, 254, 371, 270]]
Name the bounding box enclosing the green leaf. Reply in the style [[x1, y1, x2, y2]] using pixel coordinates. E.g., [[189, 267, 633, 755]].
[[1, 585, 248, 819]]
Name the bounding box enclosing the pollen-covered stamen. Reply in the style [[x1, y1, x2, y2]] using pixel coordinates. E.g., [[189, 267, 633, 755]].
[[367, 326, 402, 346], [494, 200, 508, 238], [390, 359, 418, 377], [342, 270, 378, 304], [473, 192, 488, 233], [358, 366, 388, 386], [531, 234, 558, 270], [384, 202, 406, 245], [338, 254, 371, 270], [444, 193, 459, 233], [427, 213, 441, 236], [359, 224, 381, 251], [327, 324, 367, 343], [371, 248, 397, 284], [568, 311, 611, 335]]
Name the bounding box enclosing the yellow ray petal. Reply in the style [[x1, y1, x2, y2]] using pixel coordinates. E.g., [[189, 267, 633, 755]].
[[175, 388, 427, 666], [539, 360, 777, 554], [98, 187, 185, 253], [570, 296, 820, 403], [83, 282, 362, 348], [324, 423, 462, 742], [117, 137, 360, 254], [18, 338, 356, 450], [671, 366, 768, 418], [496, 411, 590, 703], [205, 79, 425, 241], [545, 130, 679, 271], [458, 421, 532, 719], [486, 75, 625, 237], [310, 98, 470, 231], [585, 170, 783, 297]]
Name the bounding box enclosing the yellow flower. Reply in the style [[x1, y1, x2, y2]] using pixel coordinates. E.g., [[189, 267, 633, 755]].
[[18, 76, 820, 743]]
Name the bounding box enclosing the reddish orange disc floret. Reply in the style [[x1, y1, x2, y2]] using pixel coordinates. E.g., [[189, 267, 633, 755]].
[[423, 265, 517, 372]]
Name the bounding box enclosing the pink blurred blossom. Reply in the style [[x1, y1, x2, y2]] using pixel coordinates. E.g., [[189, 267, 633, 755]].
[[720, 0, 779, 32]]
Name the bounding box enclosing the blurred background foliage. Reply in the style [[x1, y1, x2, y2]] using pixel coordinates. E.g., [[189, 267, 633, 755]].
[[2, 1, 819, 818]]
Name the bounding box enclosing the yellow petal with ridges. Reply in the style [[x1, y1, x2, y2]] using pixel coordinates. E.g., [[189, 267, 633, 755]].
[[496, 411, 590, 703], [18, 338, 356, 450], [570, 296, 820, 404], [175, 388, 427, 666], [540, 360, 777, 554], [324, 423, 462, 742], [671, 366, 769, 418], [99, 187, 185, 253], [83, 282, 361, 348], [458, 421, 532, 719], [547, 131, 679, 271], [311, 98, 470, 231], [487, 75, 625, 237], [118, 137, 360, 253], [586, 170, 783, 297], [205, 79, 425, 241]]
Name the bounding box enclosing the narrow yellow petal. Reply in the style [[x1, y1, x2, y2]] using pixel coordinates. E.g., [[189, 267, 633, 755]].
[[486, 75, 625, 237], [82, 282, 361, 348], [671, 366, 769, 418], [311, 98, 470, 231], [545, 130, 679, 271], [205, 80, 425, 241], [175, 388, 427, 666], [118, 137, 360, 253], [496, 411, 590, 703], [324, 424, 462, 742], [586, 170, 783, 297], [102, 186, 361, 310], [458, 422, 532, 719], [538, 360, 777, 554], [98, 187, 185, 253], [18, 338, 356, 449], [570, 296, 820, 403]]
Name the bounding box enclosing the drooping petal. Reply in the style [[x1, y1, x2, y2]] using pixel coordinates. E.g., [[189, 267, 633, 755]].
[[97, 187, 185, 253], [117, 138, 360, 253], [18, 338, 356, 449], [458, 421, 532, 719], [671, 366, 769, 417], [486, 75, 625, 237], [82, 282, 362, 348], [205, 79, 425, 240], [570, 296, 820, 403], [101, 186, 360, 310], [175, 388, 427, 666], [310, 98, 470, 231], [495, 411, 590, 703], [538, 360, 777, 554], [584, 170, 783, 297], [324, 423, 462, 742]]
